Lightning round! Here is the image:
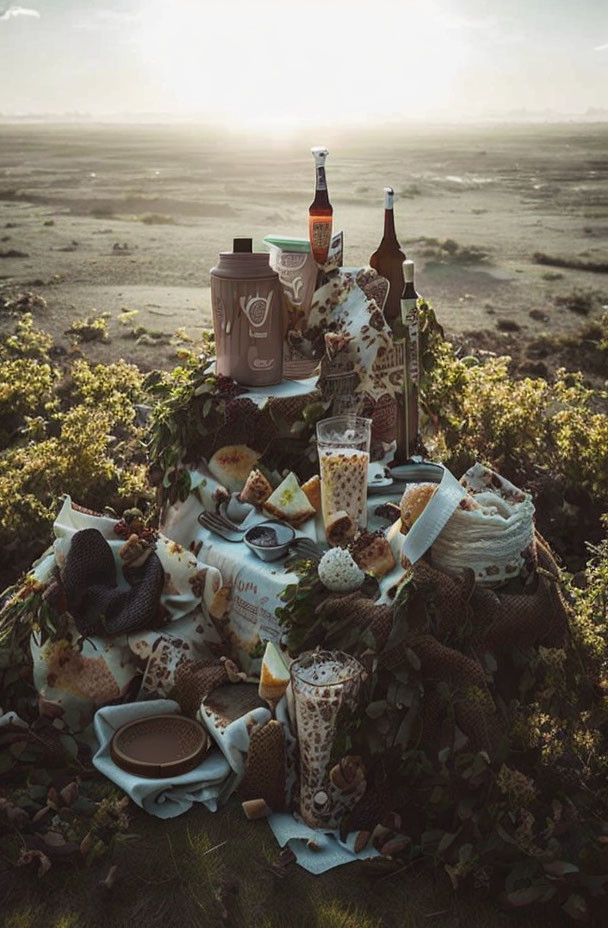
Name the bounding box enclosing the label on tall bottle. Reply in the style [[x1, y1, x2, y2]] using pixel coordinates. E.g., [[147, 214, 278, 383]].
[[315, 166, 328, 191], [309, 216, 333, 264], [401, 297, 419, 384]]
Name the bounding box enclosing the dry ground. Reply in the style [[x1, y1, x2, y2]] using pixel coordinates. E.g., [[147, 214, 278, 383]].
[[0, 122, 607, 369]]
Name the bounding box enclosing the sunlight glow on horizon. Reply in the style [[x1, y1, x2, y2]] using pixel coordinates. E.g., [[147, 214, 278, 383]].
[[137, 0, 470, 128], [0, 0, 606, 123]]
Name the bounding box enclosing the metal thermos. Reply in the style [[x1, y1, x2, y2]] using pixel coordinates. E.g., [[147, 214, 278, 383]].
[[210, 238, 284, 387]]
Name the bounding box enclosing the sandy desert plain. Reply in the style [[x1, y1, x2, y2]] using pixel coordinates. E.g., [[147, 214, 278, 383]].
[[0, 120, 607, 373]]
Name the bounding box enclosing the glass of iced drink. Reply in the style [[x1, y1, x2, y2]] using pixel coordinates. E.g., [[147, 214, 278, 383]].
[[316, 415, 372, 536], [290, 650, 365, 828]]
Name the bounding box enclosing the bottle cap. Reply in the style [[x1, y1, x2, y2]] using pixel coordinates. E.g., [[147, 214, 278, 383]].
[[311, 146, 329, 164], [384, 186, 394, 209], [233, 238, 253, 253], [403, 259, 414, 282]]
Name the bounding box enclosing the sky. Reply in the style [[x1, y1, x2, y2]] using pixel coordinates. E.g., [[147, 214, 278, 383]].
[[0, 0, 606, 125]]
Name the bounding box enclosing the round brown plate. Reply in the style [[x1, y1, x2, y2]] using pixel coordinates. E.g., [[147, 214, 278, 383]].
[[110, 714, 209, 779]]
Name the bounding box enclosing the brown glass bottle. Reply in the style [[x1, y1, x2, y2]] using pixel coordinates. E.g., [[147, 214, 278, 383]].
[[309, 147, 333, 267], [369, 187, 406, 328], [395, 259, 420, 460]]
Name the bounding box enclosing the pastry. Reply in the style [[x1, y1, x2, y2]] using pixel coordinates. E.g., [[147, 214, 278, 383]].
[[263, 472, 316, 527], [350, 530, 396, 578], [258, 641, 290, 705], [325, 510, 356, 547], [240, 468, 273, 507], [207, 445, 260, 493], [301, 474, 322, 513]]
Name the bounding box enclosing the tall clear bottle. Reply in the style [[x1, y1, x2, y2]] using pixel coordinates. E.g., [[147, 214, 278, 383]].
[[369, 187, 406, 328], [309, 147, 333, 267]]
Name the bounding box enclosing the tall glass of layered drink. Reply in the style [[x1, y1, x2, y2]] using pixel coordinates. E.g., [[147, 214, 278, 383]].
[[316, 415, 371, 535], [290, 649, 365, 828]]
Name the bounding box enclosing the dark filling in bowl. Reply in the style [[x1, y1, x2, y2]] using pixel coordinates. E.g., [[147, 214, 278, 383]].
[[247, 526, 280, 548]]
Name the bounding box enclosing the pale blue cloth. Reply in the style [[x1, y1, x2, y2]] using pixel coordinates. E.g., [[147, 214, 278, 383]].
[[93, 699, 231, 819], [268, 812, 380, 874]]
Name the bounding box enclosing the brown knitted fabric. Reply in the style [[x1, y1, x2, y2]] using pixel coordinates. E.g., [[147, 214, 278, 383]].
[[345, 781, 394, 833], [411, 560, 475, 640], [315, 592, 393, 650], [251, 392, 321, 455], [61, 528, 165, 638], [238, 719, 287, 811], [420, 689, 445, 758], [478, 573, 568, 654], [170, 658, 230, 717], [209, 391, 321, 460], [373, 532, 569, 757]]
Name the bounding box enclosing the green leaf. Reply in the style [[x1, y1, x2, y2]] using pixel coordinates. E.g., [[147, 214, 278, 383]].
[[405, 648, 421, 671], [544, 860, 580, 877], [561, 894, 588, 921], [437, 832, 457, 855], [421, 829, 445, 851], [365, 700, 388, 720], [506, 885, 555, 907]]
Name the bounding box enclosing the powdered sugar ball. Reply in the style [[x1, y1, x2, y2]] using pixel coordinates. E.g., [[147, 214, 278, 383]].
[[318, 547, 365, 592]]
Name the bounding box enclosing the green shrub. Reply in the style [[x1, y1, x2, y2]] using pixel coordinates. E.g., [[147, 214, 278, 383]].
[[0, 318, 148, 571], [420, 305, 608, 506]]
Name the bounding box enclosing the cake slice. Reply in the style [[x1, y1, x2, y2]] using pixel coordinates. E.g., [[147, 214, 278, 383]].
[[263, 472, 316, 527], [350, 530, 396, 579], [240, 468, 273, 507], [325, 510, 356, 547], [301, 474, 322, 513]]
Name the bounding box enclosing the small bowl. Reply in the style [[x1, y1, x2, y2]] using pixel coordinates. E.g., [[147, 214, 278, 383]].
[[244, 520, 295, 562], [225, 492, 255, 524]]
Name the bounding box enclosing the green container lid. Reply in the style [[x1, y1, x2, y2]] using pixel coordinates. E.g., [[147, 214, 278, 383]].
[[264, 235, 311, 254]]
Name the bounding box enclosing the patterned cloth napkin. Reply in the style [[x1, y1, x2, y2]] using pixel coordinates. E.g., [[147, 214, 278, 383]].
[[431, 464, 536, 586], [30, 497, 225, 733]]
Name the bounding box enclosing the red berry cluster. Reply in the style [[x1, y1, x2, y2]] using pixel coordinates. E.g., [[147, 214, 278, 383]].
[[215, 374, 242, 399], [113, 521, 132, 540], [113, 521, 158, 542]]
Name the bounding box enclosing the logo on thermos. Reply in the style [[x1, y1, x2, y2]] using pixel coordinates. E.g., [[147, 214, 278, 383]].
[[240, 291, 273, 328]]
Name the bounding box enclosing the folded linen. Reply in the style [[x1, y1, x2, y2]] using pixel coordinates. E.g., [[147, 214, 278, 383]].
[[93, 699, 231, 819]]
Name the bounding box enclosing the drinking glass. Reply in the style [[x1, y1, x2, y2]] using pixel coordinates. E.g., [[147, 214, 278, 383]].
[[316, 415, 371, 535], [290, 649, 365, 828]]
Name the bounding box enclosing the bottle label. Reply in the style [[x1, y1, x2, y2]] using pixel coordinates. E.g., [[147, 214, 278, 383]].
[[371, 392, 397, 445], [401, 298, 420, 385], [310, 218, 332, 251], [316, 166, 327, 191], [375, 340, 405, 375]]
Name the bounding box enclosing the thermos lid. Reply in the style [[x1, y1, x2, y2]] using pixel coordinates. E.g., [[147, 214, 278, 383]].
[[211, 249, 279, 280], [233, 238, 253, 253], [264, 234, 311, 254]]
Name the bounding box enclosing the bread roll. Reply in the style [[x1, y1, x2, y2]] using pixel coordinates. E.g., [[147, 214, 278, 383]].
[[399, 483, 437, 534]]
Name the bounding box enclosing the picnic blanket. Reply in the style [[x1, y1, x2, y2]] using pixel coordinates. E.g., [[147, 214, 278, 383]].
[[29, 497, 226, 733]]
